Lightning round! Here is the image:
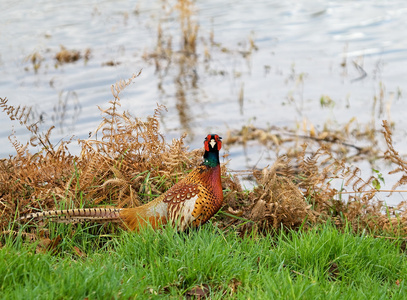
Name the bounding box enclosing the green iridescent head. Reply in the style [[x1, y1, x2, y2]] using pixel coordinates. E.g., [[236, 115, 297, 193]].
[[203, 134, 222, 167]]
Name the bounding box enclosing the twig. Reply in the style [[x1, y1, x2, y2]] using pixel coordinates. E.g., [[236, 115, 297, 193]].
[[285, 132, 363, 152], [337, 190, 407, 194]]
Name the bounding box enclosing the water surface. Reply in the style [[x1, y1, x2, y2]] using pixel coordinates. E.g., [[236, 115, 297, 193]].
[[1, 0, 407, 203]]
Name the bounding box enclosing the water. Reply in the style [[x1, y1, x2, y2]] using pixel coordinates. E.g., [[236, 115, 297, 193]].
[[1, 0, 407, 203]]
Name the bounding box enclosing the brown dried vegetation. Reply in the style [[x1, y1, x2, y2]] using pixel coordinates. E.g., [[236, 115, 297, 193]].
[[55, 45, 91, 65], [222, 121, 407, 236], [1, 75, 407, 239], [0, 73, 204, 233]]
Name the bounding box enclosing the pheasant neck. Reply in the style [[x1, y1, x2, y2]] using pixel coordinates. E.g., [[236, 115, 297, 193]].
[[208, 163, 223, 208], [203, 150, 220, 167]]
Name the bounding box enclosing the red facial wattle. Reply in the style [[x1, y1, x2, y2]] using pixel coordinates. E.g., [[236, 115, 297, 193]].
[[204, 134, 222, 151]]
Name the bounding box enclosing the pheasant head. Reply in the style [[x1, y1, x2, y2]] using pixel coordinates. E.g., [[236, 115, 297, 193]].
[[203, 134, 222, 167]]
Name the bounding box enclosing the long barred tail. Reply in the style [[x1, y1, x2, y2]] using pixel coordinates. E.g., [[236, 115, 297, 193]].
[[19, 208, 123, 224]]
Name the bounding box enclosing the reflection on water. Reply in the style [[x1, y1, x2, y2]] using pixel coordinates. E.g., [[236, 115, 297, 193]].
[[153, 0, 201, 138], [1, 0, 407, 203], [52, 90, 82, 134]]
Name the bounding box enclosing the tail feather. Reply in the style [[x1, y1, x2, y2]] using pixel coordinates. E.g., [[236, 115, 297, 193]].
[[53, 217, 122, 224], [19, 208, 122, 223]]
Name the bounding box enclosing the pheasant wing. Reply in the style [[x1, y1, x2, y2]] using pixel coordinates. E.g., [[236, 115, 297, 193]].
[[163, 183, 201, 231]]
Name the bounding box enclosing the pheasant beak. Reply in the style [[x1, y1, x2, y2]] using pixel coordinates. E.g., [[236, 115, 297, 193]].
[[209, 139, 216, 149]]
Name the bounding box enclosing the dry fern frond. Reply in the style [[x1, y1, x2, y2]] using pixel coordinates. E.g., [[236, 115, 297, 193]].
[[382, 120, 407, 192], [222, 156, 315, 234], [0, 97, 33, 126]]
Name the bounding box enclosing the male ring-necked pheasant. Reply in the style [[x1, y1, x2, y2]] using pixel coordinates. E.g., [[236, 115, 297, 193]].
[[19, 134, 223, 232]]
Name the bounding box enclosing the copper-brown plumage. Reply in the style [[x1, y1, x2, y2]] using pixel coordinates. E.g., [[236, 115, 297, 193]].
[[19, 134, 223, 232]]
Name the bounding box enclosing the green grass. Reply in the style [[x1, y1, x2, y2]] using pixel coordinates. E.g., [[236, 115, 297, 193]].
[[1, 223, 406, 299]]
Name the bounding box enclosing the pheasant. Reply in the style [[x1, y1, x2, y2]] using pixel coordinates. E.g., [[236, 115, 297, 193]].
[[19, 134, 223, 232]]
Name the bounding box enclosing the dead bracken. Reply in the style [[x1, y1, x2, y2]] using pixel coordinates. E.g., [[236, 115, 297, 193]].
[[1, 73, 407, 239]]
